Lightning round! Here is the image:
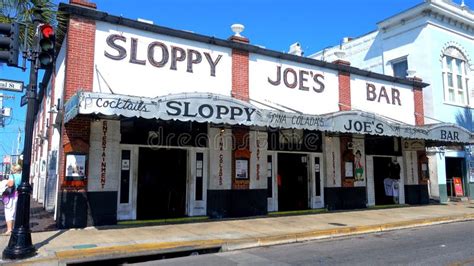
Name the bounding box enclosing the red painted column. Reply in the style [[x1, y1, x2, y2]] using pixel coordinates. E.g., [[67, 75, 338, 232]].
[[58, 0, 97, 190], [229, 33, 250, 190], [333, 59, 353, 187], [333, 59, 351, 111], [230, 35, 249, 102], [411, 77, 424, 126]]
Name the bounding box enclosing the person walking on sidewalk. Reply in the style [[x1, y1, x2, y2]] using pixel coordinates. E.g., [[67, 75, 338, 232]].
[[2, 164, 22, 236]]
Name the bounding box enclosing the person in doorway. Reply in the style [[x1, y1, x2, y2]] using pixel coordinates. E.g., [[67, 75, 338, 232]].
[[2, 164, 22, 235]]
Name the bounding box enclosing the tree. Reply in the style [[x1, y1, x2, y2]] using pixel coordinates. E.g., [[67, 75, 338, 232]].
[[455, 107, 473, 132], [0, 0, 65, 50]]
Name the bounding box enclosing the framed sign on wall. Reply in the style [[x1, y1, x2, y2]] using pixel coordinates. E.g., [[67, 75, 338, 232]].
[[65, 153, 87, 181], [235, 158, 249, 180]]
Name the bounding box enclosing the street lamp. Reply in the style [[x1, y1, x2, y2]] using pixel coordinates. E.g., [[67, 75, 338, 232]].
[[2, 15, 48, 260]]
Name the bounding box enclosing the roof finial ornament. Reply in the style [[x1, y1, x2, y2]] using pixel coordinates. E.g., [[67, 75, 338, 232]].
[[231, 24, 244, 37]]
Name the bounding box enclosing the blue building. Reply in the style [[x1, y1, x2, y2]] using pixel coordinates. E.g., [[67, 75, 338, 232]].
[[310, 0, 473, 203]]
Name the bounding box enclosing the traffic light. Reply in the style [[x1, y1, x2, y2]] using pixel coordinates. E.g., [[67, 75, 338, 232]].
[[38, 23, 55, 68], [0, 22, 20, 67]]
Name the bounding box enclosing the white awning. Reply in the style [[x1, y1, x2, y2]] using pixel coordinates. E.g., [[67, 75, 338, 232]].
[[64, 92, 473, 144]]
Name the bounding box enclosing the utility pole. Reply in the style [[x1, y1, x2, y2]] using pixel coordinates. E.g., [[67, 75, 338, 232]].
[[0, 93, 3, 127], [17, 127, 22, 164], [2, 20, 39, 260]]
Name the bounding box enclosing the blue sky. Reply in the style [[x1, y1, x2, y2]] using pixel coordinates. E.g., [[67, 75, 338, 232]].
[[0, 0, 473, 161]]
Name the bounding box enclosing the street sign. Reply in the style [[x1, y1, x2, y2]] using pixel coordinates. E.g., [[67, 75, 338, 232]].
[[0, 79, 23, 92], [20, 94, 27, 107]]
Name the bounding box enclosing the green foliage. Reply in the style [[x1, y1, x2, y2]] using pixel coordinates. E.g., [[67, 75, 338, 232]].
[[0, 0, 66, 49]]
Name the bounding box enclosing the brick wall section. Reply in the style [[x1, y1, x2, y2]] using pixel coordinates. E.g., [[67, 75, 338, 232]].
[[230, 35, 249, 101], [333, 60, 351, 111], [62, 117, 92, 146], [414, 89, 424, 125], [69, 0, 97, 8], [59, 117, 92, 189], [229, 35, 251, 189], [59, 2, 96, 190], [412, 77, 424, 125], [64, 16, 96, 100]]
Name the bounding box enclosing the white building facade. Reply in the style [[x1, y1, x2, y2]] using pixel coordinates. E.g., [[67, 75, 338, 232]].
[[311, 0, 474, 203], [29, 0, 472, 228]]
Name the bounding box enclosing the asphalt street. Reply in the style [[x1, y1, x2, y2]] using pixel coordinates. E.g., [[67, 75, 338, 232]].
[[140, 221, 474, 266]]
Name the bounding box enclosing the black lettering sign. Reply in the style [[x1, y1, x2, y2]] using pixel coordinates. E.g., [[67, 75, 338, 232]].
[[165, 100, 255, 122], [344, 119, 384, 134], [268, 65, 325, 93], [440, 130, 459, 141], [104, 34, 222, 77], [291, 115, 324, 127], [96, 98, 149, 112], [104, 34, 127, 60], [130, 38, 146, 65], [366, 82, 402, 106], [148, 41, 168, 67], [269, 113, 287, 124]]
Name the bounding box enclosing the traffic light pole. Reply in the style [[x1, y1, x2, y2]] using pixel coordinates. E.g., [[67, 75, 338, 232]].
[[2, 21, 39, 260]]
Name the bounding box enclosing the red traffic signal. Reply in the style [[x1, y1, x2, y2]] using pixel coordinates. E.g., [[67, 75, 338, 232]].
[[38, 23, 55, 68], [40, 24, 54, 38]]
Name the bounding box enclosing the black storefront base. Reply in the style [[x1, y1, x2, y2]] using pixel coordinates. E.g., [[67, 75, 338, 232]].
[[207, 189, 267, 218], [87, 192, 118, 226], [57, 191, 117, 229], [324, 187, 367, 210], [57, 191, 88, 228], [404, 185, 429, 205]]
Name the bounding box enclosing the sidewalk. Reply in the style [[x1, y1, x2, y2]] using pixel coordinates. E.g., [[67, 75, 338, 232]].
[[0, 200, 56, 233], [2, 202, 474, 265]]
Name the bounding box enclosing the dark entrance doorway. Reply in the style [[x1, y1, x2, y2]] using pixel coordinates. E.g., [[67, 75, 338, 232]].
[[277, 153, 308, 211], [137, 148, 187, 220], [446, 157, 465, 198], [373, 157, 397, 205]]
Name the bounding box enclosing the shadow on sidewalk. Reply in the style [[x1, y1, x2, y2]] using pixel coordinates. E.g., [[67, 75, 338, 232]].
[[94, 203, 430, 231], [0, 199, 57, 233], [35, 230, 66, 250]]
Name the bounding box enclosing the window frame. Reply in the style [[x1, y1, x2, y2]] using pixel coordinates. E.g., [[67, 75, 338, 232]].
[[442, 52, 469, 106], [392, 59, 409, 79]]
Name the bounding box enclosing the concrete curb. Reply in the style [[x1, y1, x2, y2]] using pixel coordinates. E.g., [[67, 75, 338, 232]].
[[7, 213, 474, 265]]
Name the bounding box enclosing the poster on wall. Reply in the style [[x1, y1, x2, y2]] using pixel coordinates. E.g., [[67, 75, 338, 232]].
[[121, 159, 130, 171], [235, 159, 249, 179], [344, 162, 353, 177], [453, 177, 464, 196], [469, 162, 474, 183], [65, 154, 86, 181]]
